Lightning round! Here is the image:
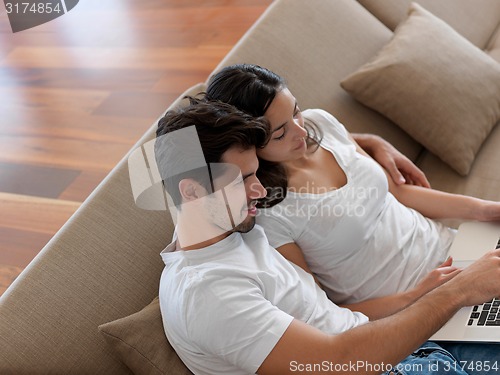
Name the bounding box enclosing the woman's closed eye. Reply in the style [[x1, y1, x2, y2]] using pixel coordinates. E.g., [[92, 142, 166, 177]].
[[274, 128, 286, 141]]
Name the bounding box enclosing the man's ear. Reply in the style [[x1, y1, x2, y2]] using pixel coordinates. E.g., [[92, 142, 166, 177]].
[[179, 179, 203, 202]]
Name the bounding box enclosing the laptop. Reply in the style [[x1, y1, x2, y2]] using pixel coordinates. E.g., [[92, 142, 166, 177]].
[[430, 221, 500, 342]]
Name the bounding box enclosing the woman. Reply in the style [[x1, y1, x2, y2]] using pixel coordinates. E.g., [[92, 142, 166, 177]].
[[205, 63, 500, 319]]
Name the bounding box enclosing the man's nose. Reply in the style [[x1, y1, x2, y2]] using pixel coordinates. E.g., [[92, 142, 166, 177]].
[[248, 181, 267, 200]]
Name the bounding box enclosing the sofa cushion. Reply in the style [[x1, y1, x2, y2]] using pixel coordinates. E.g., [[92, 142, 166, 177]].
[[417, 123, 500, 203], [99, 297, 192, 375], [358, 0, 500, 49], [486, 24, 500, 63], [341, 3, 500, 176]]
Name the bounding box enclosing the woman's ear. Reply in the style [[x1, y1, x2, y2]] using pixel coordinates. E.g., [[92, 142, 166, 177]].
[[179, 179, 202, 202]]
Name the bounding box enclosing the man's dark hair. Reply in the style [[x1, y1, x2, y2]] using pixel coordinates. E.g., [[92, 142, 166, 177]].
[[155, 97, 270, 207]]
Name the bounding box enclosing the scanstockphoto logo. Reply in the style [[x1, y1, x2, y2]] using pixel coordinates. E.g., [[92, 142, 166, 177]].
[[4, 0, 79, 33]]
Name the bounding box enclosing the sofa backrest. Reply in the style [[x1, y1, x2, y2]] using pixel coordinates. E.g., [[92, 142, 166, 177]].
[[210, 0, 424, 161], [358, 0, 500, 49]]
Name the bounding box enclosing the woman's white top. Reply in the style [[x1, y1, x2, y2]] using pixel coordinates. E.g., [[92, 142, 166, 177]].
[[256, 109, 456, 304]]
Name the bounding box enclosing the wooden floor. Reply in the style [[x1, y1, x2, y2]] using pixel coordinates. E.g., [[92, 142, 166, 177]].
[[0, 0, 272, 295]]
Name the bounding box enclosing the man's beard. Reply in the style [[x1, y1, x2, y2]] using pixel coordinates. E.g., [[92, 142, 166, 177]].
[[232, 215, 256, 233]]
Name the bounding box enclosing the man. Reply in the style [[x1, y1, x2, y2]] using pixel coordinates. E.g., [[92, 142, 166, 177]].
[[155, 98, 500, 375]]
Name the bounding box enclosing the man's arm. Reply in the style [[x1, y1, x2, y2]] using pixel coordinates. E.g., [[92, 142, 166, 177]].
[[258, 249, 500, 374], [351, 133, 430, 188]]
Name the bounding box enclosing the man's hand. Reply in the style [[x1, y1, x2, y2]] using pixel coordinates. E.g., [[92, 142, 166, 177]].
[[352, 133, 431, 188], [444, 249, 500, 307]]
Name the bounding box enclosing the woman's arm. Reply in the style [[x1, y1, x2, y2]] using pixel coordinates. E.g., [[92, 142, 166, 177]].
[[386, 178, 500, 221], [340, 258, 460, 320], [276, 243, 460, 320], [350, 134, 500, 221]]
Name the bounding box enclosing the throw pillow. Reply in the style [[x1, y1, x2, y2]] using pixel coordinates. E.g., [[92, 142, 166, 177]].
[[340, 2, 500, 176], [98, 297, 192, 375]]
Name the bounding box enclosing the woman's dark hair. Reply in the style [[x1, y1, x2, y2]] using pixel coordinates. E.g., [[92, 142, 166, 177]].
[[155, 96, 270, 207], [206, 64, 286, 117], [206, 63, 322, 208]]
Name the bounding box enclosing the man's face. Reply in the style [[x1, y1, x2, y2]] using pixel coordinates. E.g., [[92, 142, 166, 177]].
[[207, 146, 267, 234]]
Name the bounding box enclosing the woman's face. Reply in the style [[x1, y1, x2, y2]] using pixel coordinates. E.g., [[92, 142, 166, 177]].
[[258, 88, 307, 163]]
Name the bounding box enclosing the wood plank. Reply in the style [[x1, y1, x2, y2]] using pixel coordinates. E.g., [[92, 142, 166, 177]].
[[153, 69, 211, 92], [0, 264, 23, 296], [58, 169, 110, 202], [0, 106, 156, 144], [3, 8, 269, 48], [0, 162, 80, 199], [0, 86, 109, 114], [92, 91, 179, 118], [0, 228, 52, 267], [0, 135, 133, 170], [2, 46, 231, 70], [0, 67, 166, 90], [0, 192, 80, 235]]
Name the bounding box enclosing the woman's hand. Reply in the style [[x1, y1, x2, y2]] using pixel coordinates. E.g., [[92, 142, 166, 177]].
[[351, 133, 430, 188], [339, 257, 460, 320], [411, 257, 461, 299]]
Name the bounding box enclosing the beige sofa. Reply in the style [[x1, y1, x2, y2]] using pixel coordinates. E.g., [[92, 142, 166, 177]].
[[2, 0, 500, 374]]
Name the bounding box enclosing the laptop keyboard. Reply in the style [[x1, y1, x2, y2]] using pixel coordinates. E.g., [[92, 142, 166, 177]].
[[466, 237, 500, 327], [468, 298, 500, 326]]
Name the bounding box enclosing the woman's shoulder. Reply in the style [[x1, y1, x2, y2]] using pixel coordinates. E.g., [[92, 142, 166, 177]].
[[303, 108, 335, 121], [303, 108, 350, 145], [303, 109, 348, 136]]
